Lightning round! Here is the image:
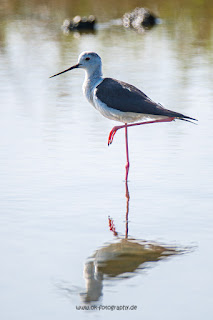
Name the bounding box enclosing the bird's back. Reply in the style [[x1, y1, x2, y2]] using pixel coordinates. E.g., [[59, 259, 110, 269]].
[[96, 78, 196, 121]]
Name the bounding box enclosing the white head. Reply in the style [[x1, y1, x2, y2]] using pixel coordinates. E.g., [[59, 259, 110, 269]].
[[77, 51, 102, 70], [50, 51, 102, 79]]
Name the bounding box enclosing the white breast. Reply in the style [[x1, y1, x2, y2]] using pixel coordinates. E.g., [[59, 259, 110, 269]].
[[83, 77, 103, 105]]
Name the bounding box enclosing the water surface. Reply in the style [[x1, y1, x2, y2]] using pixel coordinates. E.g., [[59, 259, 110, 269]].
[[0, 1, 213, 319]]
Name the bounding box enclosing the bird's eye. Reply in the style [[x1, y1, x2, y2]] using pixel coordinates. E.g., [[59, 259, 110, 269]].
[[85, 57, 90, 61]]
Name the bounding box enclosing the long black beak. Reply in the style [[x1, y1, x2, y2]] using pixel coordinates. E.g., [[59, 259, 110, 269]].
[[49, 63, 80, 78]]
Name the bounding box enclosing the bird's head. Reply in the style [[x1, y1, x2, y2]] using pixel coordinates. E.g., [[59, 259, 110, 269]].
[[78, 51, 102, 70], [50, 51, 102, 78]]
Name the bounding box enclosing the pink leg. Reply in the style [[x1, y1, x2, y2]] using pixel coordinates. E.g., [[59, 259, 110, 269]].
[[108, 117, 175, 145], [125, 124, 130, 181], [125, 179, 130, 238]]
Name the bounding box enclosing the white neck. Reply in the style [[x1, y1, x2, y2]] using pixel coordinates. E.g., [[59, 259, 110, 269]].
[[83, 65, 103, 103], [85, 64, 103, 83]]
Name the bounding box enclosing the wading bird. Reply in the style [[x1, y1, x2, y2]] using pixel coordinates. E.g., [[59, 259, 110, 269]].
[[50, 52, 197, 181]]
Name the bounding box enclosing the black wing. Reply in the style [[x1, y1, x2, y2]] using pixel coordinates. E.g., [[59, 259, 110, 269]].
[[96, 78, 196, 121]]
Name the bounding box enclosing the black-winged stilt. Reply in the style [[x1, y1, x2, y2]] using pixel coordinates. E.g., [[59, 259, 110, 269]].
[[50, 51, 197, 181]]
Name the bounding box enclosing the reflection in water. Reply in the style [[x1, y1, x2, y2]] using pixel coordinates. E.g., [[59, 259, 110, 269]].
[[80, 181, 181, 303], [81, 239, 179, 303], [109, 180, 130, 238]]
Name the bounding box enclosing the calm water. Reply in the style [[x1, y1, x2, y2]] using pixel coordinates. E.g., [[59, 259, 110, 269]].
[[0, 1, 213, 319]]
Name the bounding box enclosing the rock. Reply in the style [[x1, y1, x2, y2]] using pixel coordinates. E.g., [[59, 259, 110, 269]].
[[63, 15, 96, 32], [123, 8, 157, 31]]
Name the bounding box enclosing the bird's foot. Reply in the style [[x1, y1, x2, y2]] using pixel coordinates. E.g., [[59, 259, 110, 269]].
[[108, 126, 122, 145]]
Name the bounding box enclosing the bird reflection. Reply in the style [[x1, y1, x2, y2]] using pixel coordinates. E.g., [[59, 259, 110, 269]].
[[108, 180, 129, 238], [80, 180, 181, 303]]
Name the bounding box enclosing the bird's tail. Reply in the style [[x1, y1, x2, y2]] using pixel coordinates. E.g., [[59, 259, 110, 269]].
[[179, 117, 198, 124], [158, 104, 198, 123]]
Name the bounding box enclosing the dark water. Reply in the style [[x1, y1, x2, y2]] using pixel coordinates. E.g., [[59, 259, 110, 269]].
[[0, 1, 213, 319]]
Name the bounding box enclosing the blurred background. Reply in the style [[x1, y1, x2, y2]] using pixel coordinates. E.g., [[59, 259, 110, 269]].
[[0, 1, 213, 319]]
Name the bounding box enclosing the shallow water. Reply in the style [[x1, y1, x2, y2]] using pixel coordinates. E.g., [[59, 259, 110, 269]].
[[0, 1, 213, 319]]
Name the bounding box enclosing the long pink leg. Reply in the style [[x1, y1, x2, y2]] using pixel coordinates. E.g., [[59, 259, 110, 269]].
[[125, 124, 130, 181], [108, 117, 175, 145]]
